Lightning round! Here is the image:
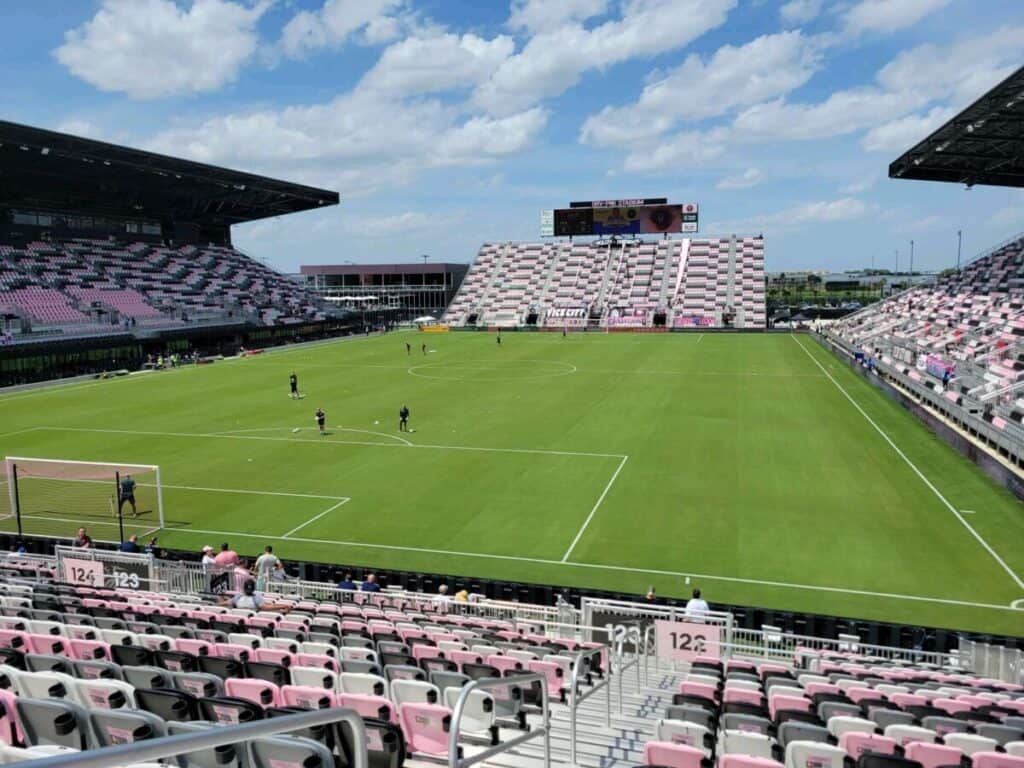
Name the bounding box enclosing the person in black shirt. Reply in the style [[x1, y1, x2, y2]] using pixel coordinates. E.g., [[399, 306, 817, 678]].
[[406, 342, 411, 355], [289, 372, 299, 399], [421, 343, 427, 355], [399, 405, 410, 432], [496, 332, 502, 346], [119, 474, 138, 518], [315, 408, 326, 435]]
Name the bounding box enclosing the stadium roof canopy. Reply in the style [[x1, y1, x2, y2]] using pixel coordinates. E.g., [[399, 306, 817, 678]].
[[0, 120, 339, 226], [889, 66, 1024, 188]]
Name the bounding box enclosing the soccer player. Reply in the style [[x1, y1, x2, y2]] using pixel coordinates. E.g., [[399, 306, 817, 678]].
[[496, 332, 502, 346], [289, 372, 299, 399], [315, 407, 326, 435], [119, 474, 138, 518], [421, 343, 427, 355], [399, 404, 410, 432], [406, 342, 411, 355]]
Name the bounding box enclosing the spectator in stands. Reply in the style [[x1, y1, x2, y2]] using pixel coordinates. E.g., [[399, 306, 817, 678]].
[[214, 541, 239, 566], [222, 578, 289, 612], [361, 573, 381, 592], [454, 589, 469, 603], [120, 535, 141, 554], [684, 588, 709, 620], [144, 537, 158, 555], [254, 545, 279, 587], [73, 527, 92, 549], [435, 584, 451, 602], [336, 572, 355, 591], [644, 587, 657, 603], [233, 558, 251, 592], [270, 560, 289, 583], [201, 545, 216, 566]]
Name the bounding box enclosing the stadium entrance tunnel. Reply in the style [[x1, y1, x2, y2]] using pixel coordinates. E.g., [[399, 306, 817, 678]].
[[407, 359, 577, 382]]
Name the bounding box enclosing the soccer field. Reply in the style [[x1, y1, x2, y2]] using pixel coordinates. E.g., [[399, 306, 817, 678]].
[[1, 331, 1022, 635]]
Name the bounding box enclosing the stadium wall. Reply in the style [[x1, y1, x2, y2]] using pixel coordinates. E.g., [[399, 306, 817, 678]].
[[815, 333, 1024, 502]]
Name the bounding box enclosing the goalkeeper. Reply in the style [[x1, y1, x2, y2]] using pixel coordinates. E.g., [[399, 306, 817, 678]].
[[118, 474, 139, 518]]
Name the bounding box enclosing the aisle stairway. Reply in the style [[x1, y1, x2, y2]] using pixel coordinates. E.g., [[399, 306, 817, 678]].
[[478, 667, 685, 768]]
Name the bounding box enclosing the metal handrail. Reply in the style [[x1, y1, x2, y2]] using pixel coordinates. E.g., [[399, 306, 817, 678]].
[[448, 673, 550, 768], [568, 646, 611, 765], [21, 707, 367, 768]]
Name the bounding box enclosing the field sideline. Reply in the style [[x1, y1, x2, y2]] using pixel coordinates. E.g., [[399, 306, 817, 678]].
[[1, 331, 1022, 635]]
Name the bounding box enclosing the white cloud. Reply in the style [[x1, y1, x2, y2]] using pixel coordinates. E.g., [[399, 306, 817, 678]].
[[54, 119, 103, 140], [508, 0, 609, 34], [839, 174, 878, 195], [581, 31, 819, 146], [988, 194, 1024, 230], [710, 197, 869, 235], [861, 105, 956, 153], [475, 0, 737, 115], [622, 128, 729, 172], [876, 25, 1024, 107], [55, 0, 268, 99], [843, 0, 952, 36], [716, 167, 764, 190], [279, 0, 408, 57], [144, 89, 547, 196], [780, 0, 822, 26], [361, 32, 515, 95]]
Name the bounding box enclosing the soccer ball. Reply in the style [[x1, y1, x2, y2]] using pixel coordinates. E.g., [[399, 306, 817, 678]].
[[374, 420, 379, 425], [292, 428, 300, 433]]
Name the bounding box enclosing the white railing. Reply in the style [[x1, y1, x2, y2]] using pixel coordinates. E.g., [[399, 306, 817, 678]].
[[568, 646, 611, 765], [22, 707, 366, 768], [449, 673, 551, 768]]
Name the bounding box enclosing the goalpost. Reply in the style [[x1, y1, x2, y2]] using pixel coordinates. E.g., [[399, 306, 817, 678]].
[[3, 456, 164, 538]]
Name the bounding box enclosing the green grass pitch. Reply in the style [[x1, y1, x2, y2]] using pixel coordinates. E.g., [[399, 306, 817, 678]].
[[1, 331, 1022, 636]]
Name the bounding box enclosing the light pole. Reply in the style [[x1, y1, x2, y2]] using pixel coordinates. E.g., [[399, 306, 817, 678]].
[[909, 239, 914, 277], [956, 229, 962, 270], [420, 254, 430, 318]]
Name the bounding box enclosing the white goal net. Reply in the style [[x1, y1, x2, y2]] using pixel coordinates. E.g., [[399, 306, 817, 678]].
[[3, 457, 164, 533]]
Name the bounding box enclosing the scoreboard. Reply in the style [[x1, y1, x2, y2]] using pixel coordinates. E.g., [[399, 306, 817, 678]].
[[541, 199, 698, 237]]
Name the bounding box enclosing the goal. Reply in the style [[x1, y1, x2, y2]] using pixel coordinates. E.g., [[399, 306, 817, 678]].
[[3, 457, 164, 533]]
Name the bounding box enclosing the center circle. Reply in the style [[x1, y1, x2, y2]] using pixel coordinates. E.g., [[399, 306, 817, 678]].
[[408, 359, 577, 382]]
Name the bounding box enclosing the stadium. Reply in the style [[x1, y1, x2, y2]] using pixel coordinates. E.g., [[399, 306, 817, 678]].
[[0, 7, 1022, 768]]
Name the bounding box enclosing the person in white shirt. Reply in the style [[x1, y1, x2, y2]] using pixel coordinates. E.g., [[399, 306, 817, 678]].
[[254, 545, 280, 587], [201, 545, 217, 567], [435, 584, 451, 602], [684, 588, 709, 620]]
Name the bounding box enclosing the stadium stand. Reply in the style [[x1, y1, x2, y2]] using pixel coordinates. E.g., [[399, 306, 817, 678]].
[[0, 238, 331, 335], [0, 556, 1021, 768], [442, 235, 765, 329], [827, 233, 1024, 443]]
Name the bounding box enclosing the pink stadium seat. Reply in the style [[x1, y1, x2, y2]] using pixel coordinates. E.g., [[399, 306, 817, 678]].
[[527, 660, 564, 699], [281, 685, 337, 710], [486, 655, 523, 675], [213, 643, 251, 662], [399, 703, 453, 757], [224, 678, 282, 708], [680, 681, 719, 701], [449, 650, 483, 670], [724, 689, 764, 707], [26, 633, 69, 656], [644, 741, 705, 768], [890, 693, 928, 710], [845, 687, 877, 704], [804, 682, 841, 698], [769, 695, 810, 720], [904, 742, 964, 768], [68, 639, 111, 661], [411, 645, 443, 662], [971, 753, 1024, 768], [839, 733, 898, 759]]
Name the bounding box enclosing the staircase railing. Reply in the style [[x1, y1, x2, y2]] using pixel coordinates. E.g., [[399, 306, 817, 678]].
[[568, 646, 612, 765], [449, 673, 551, 768], [23, 707, 367, 768]]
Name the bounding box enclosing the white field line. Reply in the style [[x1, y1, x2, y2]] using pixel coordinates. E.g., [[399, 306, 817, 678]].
[[562, 455, 629, 562], [37, 427, 626, 460], [0, 427, 46, 440], [216, 426, 413, 447], [282, 498, 351, 538], [14, 473, 348, 502], [0, 512, 158, 530], [793, 334, 1024, 592], [697, 334, 704, 344], [152, 523, 1022, 612]]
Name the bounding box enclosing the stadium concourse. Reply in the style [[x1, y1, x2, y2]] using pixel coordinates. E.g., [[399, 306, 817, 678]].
[[0, 554, 1022, 768]]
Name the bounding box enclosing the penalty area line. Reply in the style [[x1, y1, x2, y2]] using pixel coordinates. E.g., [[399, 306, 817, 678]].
[[151, 523, 1020, 612], [282, 498, 351, 539], [561, 455, 629, 562], [793, 334, 1024, 592]]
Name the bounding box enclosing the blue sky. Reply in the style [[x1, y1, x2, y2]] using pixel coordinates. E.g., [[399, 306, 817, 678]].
[[2, 0, 1022, 273]]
